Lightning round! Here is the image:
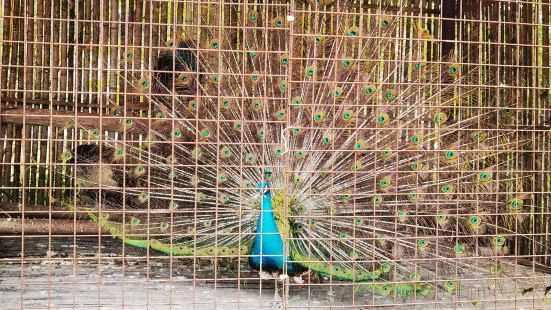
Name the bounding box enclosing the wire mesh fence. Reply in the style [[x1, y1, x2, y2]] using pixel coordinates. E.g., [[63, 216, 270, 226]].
[[1, 0, 550, 309]]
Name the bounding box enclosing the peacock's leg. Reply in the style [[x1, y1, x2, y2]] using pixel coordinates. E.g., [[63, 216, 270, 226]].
[[272, 278, 283, 308]]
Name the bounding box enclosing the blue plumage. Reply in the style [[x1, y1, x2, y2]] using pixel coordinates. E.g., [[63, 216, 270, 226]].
[[249, 181, 296, 275]]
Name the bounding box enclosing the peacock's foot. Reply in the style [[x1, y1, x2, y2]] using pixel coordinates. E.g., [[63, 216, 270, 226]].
[[292, 276, 304, 284], [259, 271, 275, 280]]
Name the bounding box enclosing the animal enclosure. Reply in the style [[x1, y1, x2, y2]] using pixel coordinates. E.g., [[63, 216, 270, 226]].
[[1, 0, 550, 309]]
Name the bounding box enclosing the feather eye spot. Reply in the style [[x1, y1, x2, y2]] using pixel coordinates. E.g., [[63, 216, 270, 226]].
[[469, 215, 481, 227], [273, 17, 285, 28], [448, 64, 460, 77], [196, 193, 206, 202], [340, 193, 351, 202], [233, 121, 243, 131], [471, 131, 487, 142], [251, 100, 263, 111], [436, 212, 448, 223], [478, 171, 492, 183], [509, 197, 523, 212], [445, 281, 456, 293], [245, 153, 256, 164], [247, 10, 258, 22], [417, 239, 428, 249], [376, 113, 390, 125], [90, 129, 101, 138], [380, 147, 392, 159], [441, 184, 452, 193], [166, 39, 175, 49], [385, 90, 397, 101], [346, 26, 360, 37], [332, 86, 344, 98], [305, 66, 316, 77], [219, 194, 230, 204], [274, 145, 283, 157], [396, 210, 407, 220], [138, 192, 149, 203], [342, 109, 353, 121], [276, 110, 285, 120], [379, 176, 392, 188], [257, 128, 266, 140], [321, 134, 332, 145], [313, 111, 326, 123], [218, 173, 228, 183], [209, 39, 219, 49], [380, 16, 392, 28], [62, 150, 73, 161], [445, 150, 458, 161], [364, 84, 376, 95], [251, 71, 260, 82], [342, 59, 351, 68], [351, 162, 363, 171], [454, 244, 465, 255], [291, 96, 302, 107], [188, 100, 198, 111], [135, 165, 146, 175], [433, 112, 448, 125], [138, 78, 149, 89], [280, 54, 289, 65], [220, 98, 232, 109], [200, 128, 211, 139], [493, 236, 506, 247]]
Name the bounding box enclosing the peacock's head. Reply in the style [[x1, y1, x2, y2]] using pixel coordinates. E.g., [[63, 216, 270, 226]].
[[256, 169, 273, 196]]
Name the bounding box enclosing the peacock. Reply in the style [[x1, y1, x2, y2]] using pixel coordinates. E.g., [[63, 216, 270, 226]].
[[61, 2, 549, 304]]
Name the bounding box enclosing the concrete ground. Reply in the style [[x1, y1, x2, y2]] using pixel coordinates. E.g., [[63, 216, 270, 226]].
[[1, 237, 549, 309]]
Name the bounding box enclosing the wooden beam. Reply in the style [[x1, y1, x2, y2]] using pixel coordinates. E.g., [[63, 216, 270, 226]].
[[0, 218, 104, 235], [0, 108, 152, 134], [1, 98, 148, 111]]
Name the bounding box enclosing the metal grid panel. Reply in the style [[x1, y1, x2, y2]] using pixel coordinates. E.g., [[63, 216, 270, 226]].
[[1, 0, 550, 309]]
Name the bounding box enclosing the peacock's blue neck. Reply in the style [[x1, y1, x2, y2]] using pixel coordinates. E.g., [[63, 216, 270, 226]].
[[249, 182, 295, 274]]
